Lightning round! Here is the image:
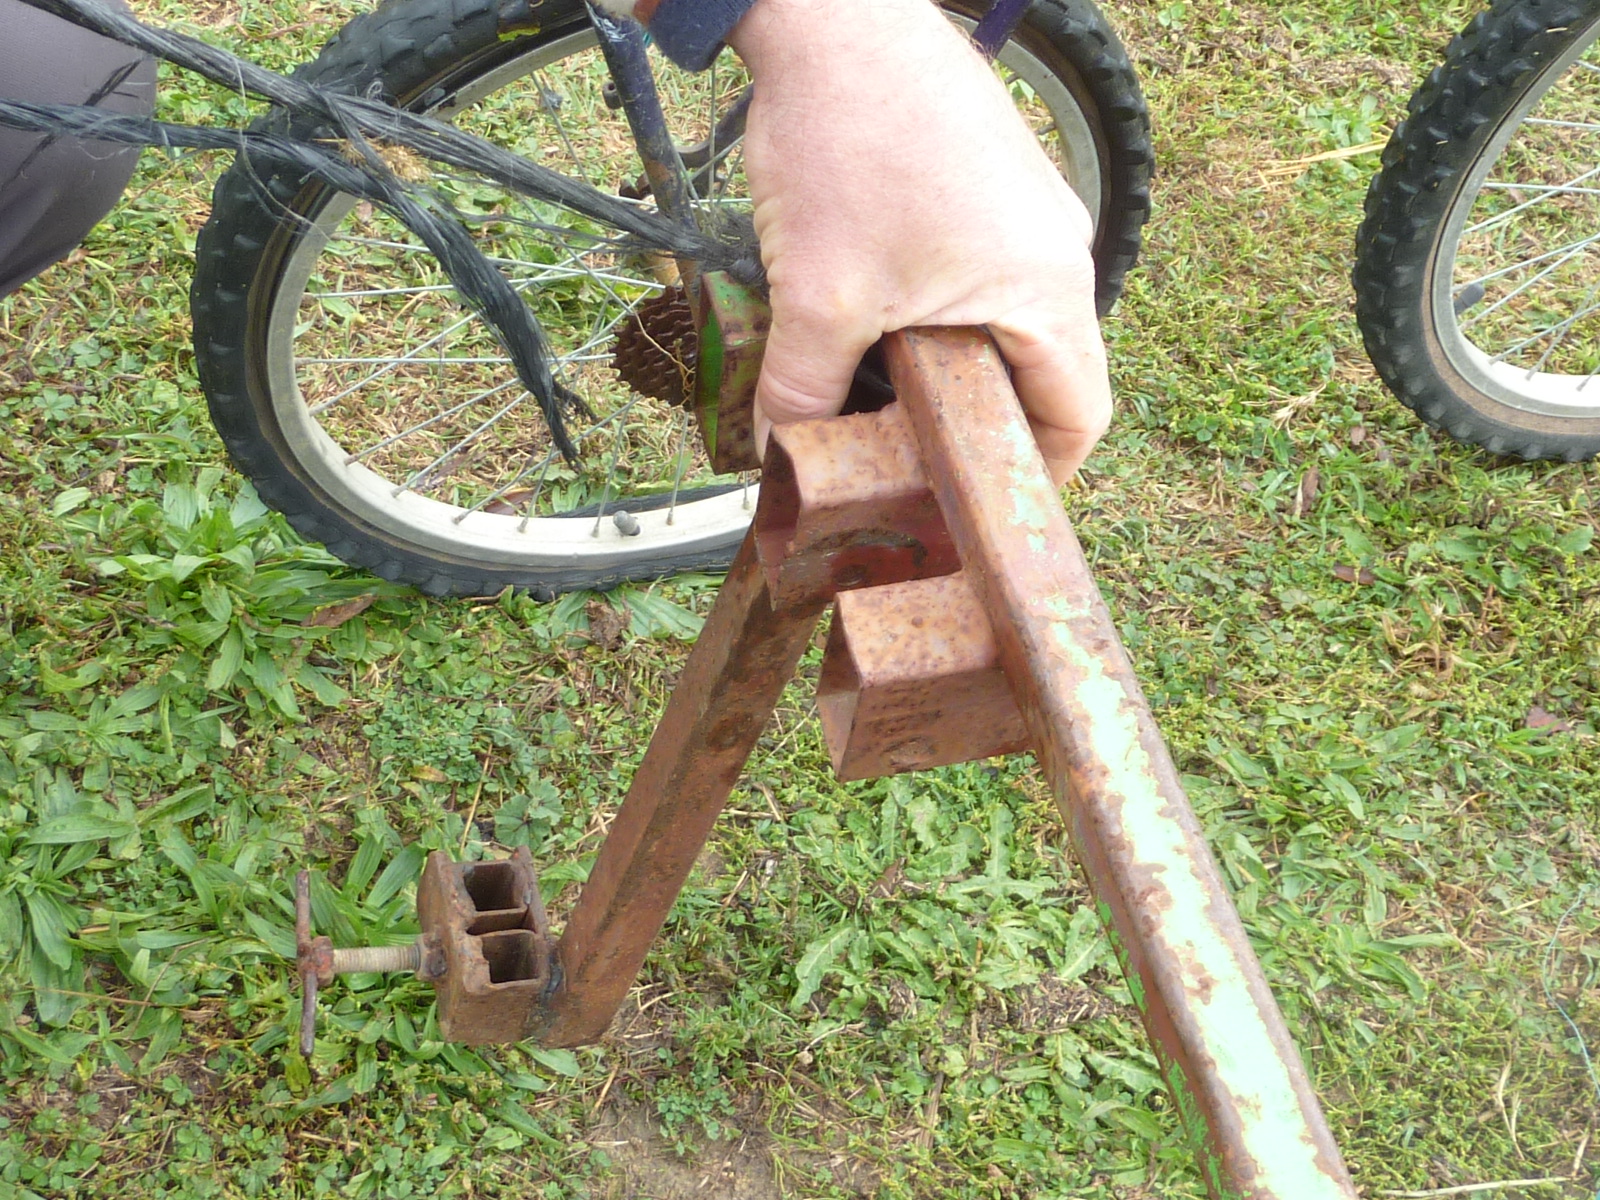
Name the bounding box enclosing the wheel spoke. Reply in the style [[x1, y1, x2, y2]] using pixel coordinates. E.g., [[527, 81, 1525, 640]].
[[666, 407, 691, 525], [1488, 293, 1600, 363], [1480, 179, 1600, 198], [1457, 234, 1599, 331], [465, 391, 657, 527], [706, 58, 719, 180], [1524, 117, 1600, 130], [1464, 162, 1600, 235], [1526, 273, 1600, 374], [536, 71, 586, 173], [346, 378, 521, 464], [310, 283, 458, 299], [590, 426, 627, 537], [516, 454, 558, 532], [1456, 227, 1600, 291], [720, 144, 746, 205], [329, 231, 645, 285], [301, 354, 511, 365], [306, 308, 483, 415], [395, 388, 534, 497]]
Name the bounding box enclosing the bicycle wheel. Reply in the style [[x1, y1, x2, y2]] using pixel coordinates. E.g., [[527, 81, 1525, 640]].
[[1355, 0, 1600, 461], [191, 0, 1151, 597]]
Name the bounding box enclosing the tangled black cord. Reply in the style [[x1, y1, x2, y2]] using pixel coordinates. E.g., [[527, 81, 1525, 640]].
[[0, 0, 764, 460]]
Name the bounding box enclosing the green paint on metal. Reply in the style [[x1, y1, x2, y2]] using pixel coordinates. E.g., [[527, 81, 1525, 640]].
[[1094, 900, 1241, 1200], [1007, 476, 1056, 531], [897, 328, 1349, 1195], [1038, 592, 1347, 1199], [695, 313, 725, 456]]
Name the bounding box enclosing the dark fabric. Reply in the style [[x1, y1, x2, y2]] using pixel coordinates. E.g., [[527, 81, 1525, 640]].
[[0, 0, 155, 298], [645, 0, 760, 70]]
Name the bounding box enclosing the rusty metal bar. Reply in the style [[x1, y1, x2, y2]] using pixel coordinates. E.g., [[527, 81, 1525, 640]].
[[886, 327, 1356, 1200], [817, 571, 1029, 780], [299, 272, 1358, 1195], [535, 533, 825, 1047], [294, 870, 323, 1056], [755, 403, 958, 607], [295, 870, 431, 1053]]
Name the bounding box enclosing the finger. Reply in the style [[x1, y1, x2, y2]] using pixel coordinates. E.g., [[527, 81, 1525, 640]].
[[989, 313, 1112, 486], [754, 303, 878, 454]]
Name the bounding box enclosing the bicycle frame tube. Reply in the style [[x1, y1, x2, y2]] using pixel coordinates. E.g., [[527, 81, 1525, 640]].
[[583, 3, 699, 229], [585, 0, 1028, 233], [973, 0, 1032, 59]]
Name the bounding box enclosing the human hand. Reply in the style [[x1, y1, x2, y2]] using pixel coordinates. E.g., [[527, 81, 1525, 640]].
[[725, 0, 1111, 484]]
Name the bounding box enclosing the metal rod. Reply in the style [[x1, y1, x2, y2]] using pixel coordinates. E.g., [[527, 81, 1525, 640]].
[[585, 5, 699, 230], [886, 327, 1357, 1200], [973, 0, 1032, 59], [536, 533, 824, 1046], [294, 870, 319, 1056]]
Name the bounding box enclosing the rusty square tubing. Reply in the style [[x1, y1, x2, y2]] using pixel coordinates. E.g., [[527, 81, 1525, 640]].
[[534, 534, 824, 1047], [416, 848, 552, 1045], [536, 405, 978, 1048], [886, 328, 1356, 1200], [755, 402, 959, 608], [818, 571, 1030, 780]]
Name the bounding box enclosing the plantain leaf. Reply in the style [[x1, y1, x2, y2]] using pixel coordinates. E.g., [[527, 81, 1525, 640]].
[[526, 1046, 579, 1077], [206, 627, 245, 691], [24, 892, 75, 969], [622, 590, 704, 640], [26, 812, 136, 846], [346, 836, 386, 899], [791, 921, 855, 1011], [369, 844, 426, 909]]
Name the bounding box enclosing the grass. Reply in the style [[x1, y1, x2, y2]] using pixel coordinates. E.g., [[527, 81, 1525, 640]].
[[2, 0, 1598, 1197]]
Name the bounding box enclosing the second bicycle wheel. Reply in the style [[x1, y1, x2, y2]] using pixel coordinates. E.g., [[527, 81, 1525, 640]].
[[1356, 0, 1600, 461], [192, 0, 1151, 596]]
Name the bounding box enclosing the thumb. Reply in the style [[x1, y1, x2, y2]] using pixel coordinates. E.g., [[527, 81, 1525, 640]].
[[989, 309, 1111, 486], [754, 304, 877, 453]]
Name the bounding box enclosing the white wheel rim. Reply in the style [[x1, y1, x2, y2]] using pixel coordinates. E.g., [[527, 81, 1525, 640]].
[[1432, 16, 1600, 421]]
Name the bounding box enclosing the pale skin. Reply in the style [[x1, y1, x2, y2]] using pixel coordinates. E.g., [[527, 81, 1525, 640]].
[[724, 0, 1112, 483]]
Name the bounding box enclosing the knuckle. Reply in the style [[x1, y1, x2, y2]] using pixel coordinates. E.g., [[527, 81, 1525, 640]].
[[757, 372, 841, 425]]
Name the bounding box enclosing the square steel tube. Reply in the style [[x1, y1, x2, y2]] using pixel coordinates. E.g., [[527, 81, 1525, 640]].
[[416, 848, 550, 1045], [535, 535, 824, 1047], [755, 403, 959, 608], [818, 572, 1030, 780], [887, 327, 1356, 1200]]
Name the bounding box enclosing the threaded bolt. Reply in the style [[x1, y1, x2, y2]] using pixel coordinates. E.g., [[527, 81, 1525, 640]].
[[329, 942, 422, 975]]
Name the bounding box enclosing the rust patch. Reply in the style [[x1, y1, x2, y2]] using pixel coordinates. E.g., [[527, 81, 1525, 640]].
[[817, 572, 1029, 780]]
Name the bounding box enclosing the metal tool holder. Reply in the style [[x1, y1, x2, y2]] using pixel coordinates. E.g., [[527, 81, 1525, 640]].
[[296, 278, 1359, 1199]]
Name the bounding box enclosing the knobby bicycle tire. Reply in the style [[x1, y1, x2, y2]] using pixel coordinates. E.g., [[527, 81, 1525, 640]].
[[1355, 0, 1600, 461]]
